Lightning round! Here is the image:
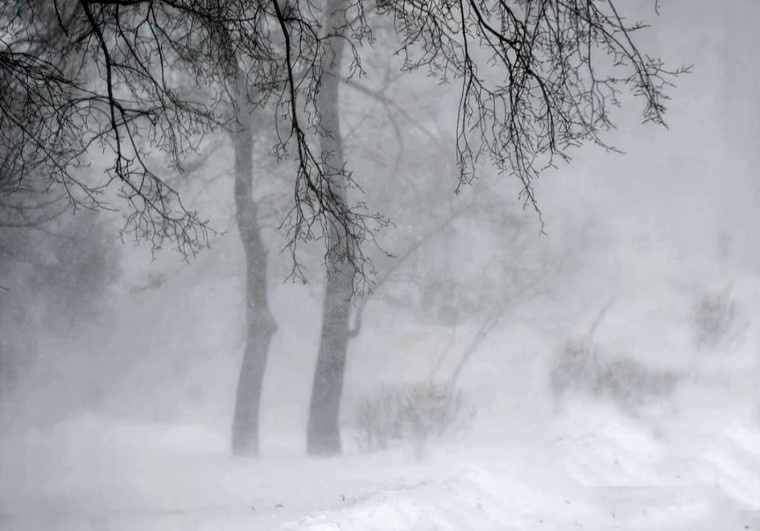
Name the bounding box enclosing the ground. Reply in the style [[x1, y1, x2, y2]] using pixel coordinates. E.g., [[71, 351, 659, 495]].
[[2, 278, 760, 531], [1, 370, 758, 530]]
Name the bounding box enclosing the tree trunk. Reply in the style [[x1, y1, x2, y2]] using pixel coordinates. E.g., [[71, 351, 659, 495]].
[[307, 0, 353, 456], [230, 98, 277, 457]]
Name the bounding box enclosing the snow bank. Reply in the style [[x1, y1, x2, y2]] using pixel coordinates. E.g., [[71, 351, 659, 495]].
[[284, 450, 758, 531], [284, 419, 760, 531]]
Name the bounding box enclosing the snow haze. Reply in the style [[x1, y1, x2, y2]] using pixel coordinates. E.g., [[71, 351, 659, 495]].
[[1, 1, 760, 530]]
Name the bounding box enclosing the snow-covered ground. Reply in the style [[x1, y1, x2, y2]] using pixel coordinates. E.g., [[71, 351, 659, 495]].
[[2, 408, 759, 530], [2, 268, 760, 531], [2, 345, 758, 531]]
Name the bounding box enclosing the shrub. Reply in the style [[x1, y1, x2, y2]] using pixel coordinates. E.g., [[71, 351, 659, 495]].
[[353, 382, 471, 456], [692, 283, 735, 347]]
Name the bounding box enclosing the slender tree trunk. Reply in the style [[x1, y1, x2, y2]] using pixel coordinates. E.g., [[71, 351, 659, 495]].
[[0, 304, 8, 404], [307, 0, 353, 456], [230, 95, 277, 457]]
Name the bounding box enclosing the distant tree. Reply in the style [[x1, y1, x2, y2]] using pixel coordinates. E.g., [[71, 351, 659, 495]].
[[0, 209, 119, 423]]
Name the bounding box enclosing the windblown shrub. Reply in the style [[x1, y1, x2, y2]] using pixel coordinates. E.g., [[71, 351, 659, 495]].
[[354, 382, 471, 456], [692, 283, 735, 347]]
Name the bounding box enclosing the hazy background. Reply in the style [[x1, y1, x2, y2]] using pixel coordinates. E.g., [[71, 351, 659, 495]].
[[1, 0, 758, 443], [1, 0, 759, 528]]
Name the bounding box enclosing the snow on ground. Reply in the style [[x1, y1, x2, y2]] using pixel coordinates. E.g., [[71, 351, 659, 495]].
[[287, 408, 760, 531], [2, 279, 760, 530], [2, 386, 760, 530], [0, 414, 485, 530]]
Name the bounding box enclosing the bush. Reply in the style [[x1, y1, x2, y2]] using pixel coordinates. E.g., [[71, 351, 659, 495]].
[[353, 382, 472, 457], [692, 283, 735, 347], [550, 333, 681, 415]]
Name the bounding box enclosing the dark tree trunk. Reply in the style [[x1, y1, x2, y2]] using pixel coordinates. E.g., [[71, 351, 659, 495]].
[[306, 0, 353, 457], [230, 99, 277, 457], [307, 258, 354, 455]]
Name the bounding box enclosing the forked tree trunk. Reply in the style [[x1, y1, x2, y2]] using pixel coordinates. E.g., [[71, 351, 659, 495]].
[[231, 96, 277, 457], [306, 0, 353, 456]]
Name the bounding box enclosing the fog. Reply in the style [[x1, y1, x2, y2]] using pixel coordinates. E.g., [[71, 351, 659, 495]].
[[1, 1, 759, 529]]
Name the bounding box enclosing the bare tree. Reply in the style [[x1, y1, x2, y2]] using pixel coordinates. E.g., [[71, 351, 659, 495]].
[[305, 0, 357, 456], [2, 0, 685, 273], [228, 91, 278, 457], [210, 20, 279, 455], [0, 209, 118, 424], [1, 1, 370, 455], [300, 0, 684, 455], [2, 0, 684, 268], [1, 1, 212, 253], [0, 0, 381, 259]]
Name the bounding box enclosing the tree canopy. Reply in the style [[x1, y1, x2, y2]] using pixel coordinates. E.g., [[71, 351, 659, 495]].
[[1, 0, 683, 264]]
